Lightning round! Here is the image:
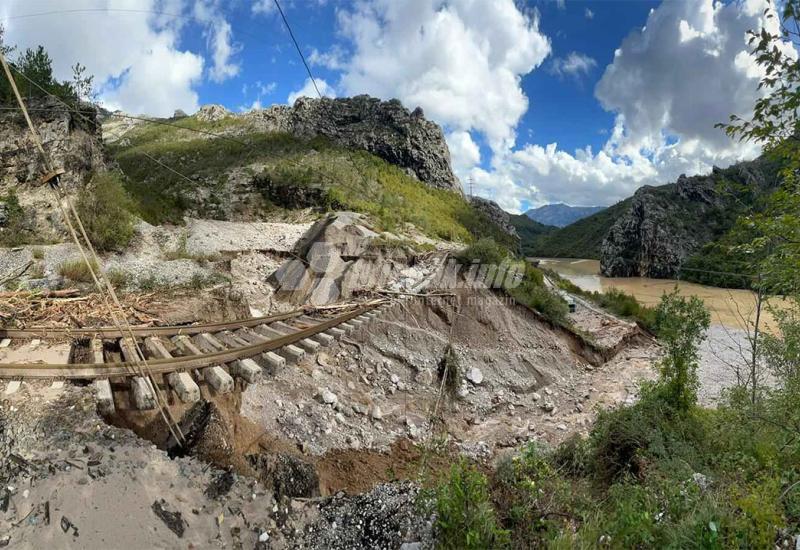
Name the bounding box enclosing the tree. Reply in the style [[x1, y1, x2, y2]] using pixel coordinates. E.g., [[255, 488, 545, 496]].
[[0, 27, 83, 107], [718, 0, 800, 294], [654, 289, 711, 411]]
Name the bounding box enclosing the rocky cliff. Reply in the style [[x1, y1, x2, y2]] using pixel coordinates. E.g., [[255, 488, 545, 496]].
[[469, 196, 518, 241], [243, 95, 460, 193], [0, 97, 105, 238], [600, 157, 781, 278]]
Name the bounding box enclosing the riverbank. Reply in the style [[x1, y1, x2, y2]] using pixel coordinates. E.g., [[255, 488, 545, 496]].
[[537, 258, 788, 332]]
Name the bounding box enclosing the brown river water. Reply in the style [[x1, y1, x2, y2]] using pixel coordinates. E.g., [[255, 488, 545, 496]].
[[537, 258, 790, 332]]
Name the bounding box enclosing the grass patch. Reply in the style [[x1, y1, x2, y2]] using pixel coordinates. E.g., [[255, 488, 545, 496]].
[[31, 247, 44, 260], [507, 267, 570, 326], [58, 258, 98, 283], [111, 127, 514, 247]]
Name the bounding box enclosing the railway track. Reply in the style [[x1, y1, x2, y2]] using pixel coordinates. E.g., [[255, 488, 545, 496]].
[[0, 300, 389, 413]]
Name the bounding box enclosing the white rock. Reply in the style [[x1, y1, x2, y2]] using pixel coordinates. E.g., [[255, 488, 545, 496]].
[[320, 389, 338, 405], [370, 405, 383, 420], [532, 392, 541, 401], [465, 367, 484, 385], [390, 374, 400, 384]]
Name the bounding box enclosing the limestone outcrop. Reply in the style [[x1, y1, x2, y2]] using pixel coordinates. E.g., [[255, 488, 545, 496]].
[[600, 157, 781, 278], [469, 196, 518, 241], [0, 97, 105, 237], [244, 95, 461, 193]]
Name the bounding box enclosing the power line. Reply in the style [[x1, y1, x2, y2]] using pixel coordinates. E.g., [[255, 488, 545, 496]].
[[272, 0, 323, 99]]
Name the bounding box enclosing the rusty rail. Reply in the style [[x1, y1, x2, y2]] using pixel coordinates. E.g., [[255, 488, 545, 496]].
[[0, 303, 378, 379]]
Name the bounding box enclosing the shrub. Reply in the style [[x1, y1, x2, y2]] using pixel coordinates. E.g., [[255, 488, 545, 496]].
[[58, 258, 98, 283], [509, 270, 569, 325], [456, 237, 509, 266], [74, 173, 136, 252], [654, 289, 711, 411], [31, 247, 44, 259], [0, 191, 36, 246], [432, 460, 510, 549]]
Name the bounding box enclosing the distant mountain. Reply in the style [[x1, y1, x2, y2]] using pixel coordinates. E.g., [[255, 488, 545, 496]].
[[516, 155, 783, 289], [525, 203, 606, 227], [521, 200, 632, 260]]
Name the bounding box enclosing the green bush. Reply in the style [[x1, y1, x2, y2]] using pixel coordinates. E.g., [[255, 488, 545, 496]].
[[74, 173, 136, 252], [432, 460, 510, 549], [509, 269, 569, 325], [653, 289, 711, 411], [456, 237, 509, 265]]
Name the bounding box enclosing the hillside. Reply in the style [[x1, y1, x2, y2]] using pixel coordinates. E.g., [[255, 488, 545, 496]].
[[520, 198, 632, 259], [508, 213, 556, 256], [601, 156, 782, 280], [526, 203, 605, 227], [105, 97, 516, 248]]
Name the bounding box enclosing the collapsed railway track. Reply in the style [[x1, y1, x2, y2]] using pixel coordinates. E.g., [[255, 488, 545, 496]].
[[0, 299, 389, 413]]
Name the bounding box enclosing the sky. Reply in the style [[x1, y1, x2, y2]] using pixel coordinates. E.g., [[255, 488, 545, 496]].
[[0, 0, 785, 213]]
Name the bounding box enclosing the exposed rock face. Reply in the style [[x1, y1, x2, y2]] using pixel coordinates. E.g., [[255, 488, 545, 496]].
[[270, 212, 432, 305], [0, 97, 105, 237], [600, 157, 780, 278], [245, 95, 461, 193], [195, 104, 231, 122], [469, 196, 519, 241]]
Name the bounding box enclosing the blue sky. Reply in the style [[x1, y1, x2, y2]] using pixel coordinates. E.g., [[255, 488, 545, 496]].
[[1, 0, 773, 212]]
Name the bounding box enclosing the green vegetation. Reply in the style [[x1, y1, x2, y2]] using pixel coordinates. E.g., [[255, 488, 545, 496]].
[[521, 197, 633, 259], [74, 173, 136, 252], [0, 24, 93, 106], [455, 237, 510, 265], [507, 214, 555, 256], [110, 124, 514, 247], [553, 274, 657, 332], [508, 269, 570, 326], [429, 460, 510, 549], [58, 258, 98, 283], [0, 191, 36, 247], [430, 291, 799, 548]]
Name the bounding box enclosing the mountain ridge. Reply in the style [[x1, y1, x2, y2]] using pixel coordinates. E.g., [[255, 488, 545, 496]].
[[526, 203, 605, 227]]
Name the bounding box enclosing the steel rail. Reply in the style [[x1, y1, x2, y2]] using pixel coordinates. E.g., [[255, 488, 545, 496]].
[[0, 304, 375, 379], [0, 308, 314, 339]]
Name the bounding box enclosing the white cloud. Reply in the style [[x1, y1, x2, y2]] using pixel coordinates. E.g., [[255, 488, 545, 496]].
[[252, 0, 275, 15], [585, 8, 594, 19], [0, 0, 206, 116], [549, 51, 596, 79], [484, 0, 782, 210], [309, 46, 347, 70], [193, 0, 241, 83], [446, 131, 480, 178], [287, 77, 335, 104], [333, 0, 550, 152]]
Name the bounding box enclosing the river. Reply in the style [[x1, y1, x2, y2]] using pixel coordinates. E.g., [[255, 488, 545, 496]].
[[537, 258, 788, 332]]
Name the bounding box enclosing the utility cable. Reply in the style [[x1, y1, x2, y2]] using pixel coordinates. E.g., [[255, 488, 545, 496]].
[[0, 51, 185, 446]]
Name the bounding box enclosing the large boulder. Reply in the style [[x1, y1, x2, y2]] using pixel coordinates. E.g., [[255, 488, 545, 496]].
[[270, 212, 415, 305]]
